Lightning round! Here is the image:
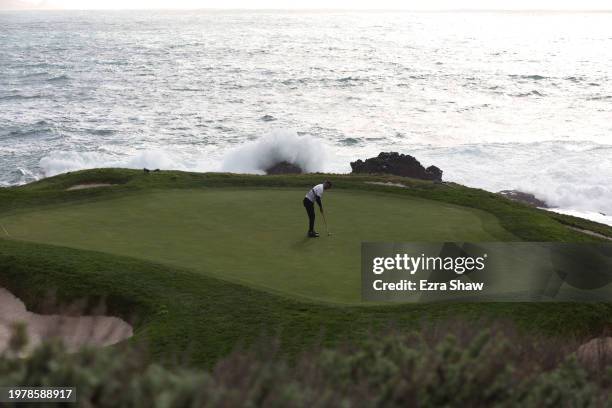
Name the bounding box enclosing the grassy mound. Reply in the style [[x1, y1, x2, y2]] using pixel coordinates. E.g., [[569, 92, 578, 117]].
[[1, 169, 611, 365]]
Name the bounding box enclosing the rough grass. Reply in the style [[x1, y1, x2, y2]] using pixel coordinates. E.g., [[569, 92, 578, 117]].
[[1, 169, 612, 366], [547, 211, 612, 240]]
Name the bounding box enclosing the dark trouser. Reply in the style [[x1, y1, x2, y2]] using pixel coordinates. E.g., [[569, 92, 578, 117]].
[[303, 197, 315, 232]]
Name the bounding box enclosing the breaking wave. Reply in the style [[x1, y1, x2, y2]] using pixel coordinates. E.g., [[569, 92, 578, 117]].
[[510, 74, 548, 81], [30, 137, 612, 226], [514, 90, 544, 97], [38, 129, 329, 178], [39, 149, 189, 177], [47, 74, 70, 82], [412, 141, 612, 220], [221, 130, 327, 174]]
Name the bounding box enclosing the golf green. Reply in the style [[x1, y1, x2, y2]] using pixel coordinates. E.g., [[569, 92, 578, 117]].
[[0, 188, 515, 303]]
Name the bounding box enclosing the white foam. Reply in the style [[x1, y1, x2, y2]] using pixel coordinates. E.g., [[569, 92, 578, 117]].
[[546, 208, 612, 227], [39, 149, 189, 177], [221, 129, 328, 174], [34, 137, 612, 227], [38, 130, 329, 178], [413, 141, 612, 218]]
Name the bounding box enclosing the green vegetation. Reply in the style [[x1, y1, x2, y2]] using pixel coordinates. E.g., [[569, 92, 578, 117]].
[[2, 324, 610, 407], [1, 169, 612, 366], [0, 188, 514, 303], [547, 210, 612, 241]]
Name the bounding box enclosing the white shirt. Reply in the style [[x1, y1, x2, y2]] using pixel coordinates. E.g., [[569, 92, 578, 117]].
[[305, 184, 325, 203]]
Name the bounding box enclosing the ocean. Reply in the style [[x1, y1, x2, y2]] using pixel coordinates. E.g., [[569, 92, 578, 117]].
[[1, 10, 611, 223]]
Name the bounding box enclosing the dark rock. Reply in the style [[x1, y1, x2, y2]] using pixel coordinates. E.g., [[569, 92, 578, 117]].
[[425, 165, 443, 182], [498, 190, 549, 208], [265, 161, 303, 175], [260, 115, 277, 122], [350, 152, 443, 181]]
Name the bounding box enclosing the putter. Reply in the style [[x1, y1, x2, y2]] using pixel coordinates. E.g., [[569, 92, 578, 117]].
[[321, 212, 332, 236]]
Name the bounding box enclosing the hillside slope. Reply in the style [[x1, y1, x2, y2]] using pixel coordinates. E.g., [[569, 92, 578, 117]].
[[1, 169, 611, 365]]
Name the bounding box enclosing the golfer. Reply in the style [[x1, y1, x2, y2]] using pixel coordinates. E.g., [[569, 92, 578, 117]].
[[303, 181, 332, 237]]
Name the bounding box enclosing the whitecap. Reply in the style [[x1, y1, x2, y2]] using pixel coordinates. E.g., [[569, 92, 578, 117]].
[[221, 129, 327, 174]]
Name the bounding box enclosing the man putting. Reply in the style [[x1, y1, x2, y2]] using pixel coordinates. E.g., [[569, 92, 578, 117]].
[[303, 181, 332, 238]]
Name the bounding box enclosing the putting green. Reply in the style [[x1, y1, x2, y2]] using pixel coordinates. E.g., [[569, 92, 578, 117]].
[[0, 188, 515, 303]]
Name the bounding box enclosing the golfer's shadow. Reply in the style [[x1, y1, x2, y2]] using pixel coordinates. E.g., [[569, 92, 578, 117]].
[[291, 236, 313, 249]]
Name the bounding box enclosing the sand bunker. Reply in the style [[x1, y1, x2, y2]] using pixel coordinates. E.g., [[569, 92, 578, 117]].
[[67, 183, 116, 191], [0, 287, 133, 354]]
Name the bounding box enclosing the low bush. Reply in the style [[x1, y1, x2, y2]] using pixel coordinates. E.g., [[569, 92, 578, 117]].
[[1, 322, 611, 407]]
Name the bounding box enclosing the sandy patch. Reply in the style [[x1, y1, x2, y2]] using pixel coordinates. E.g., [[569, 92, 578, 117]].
[[0, 287, 133, 354], [67, 183, 116, 191], [365, 181, 409, 188]]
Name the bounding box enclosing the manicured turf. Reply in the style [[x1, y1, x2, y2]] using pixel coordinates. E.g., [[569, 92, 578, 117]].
[[0, 188, 514, 303], [1, 169, 611, 366]]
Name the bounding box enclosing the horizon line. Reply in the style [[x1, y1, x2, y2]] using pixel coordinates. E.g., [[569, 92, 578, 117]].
[[3, 7, 612, 12]]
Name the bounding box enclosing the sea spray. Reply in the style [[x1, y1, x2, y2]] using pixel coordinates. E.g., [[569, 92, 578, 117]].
[[38, 130, 329, 178], [39, 149, 188, 177], [412, 141, 612, 219], [221, 129, 328, 174]]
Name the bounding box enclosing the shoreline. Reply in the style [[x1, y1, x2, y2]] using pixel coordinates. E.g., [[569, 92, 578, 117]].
[[5, 168, 611, 228]]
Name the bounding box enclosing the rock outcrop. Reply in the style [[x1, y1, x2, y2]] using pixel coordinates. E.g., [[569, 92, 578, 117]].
[[265, 161, 303, 175], [498, 190, 549, 208], [350, 152, 443, 181]]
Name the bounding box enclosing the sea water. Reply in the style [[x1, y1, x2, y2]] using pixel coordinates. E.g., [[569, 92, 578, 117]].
[[1, 10, 611, 223]]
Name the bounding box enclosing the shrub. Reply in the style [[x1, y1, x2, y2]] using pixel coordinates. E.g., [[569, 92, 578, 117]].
[[1, 322, 611, 407]]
